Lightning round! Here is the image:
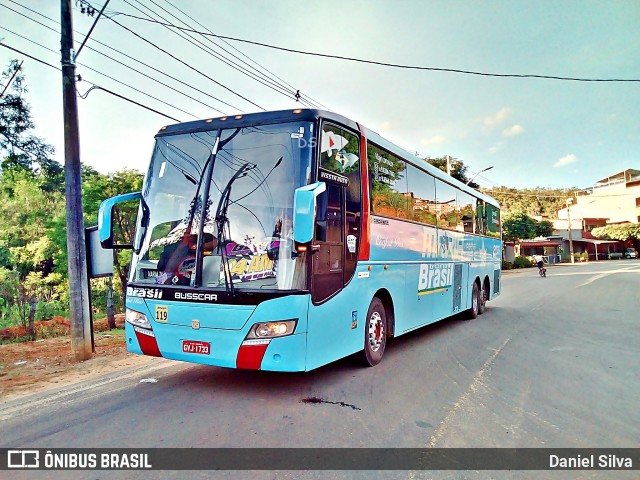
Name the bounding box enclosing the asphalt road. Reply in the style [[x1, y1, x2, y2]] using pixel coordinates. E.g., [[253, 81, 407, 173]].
[[2, 260, 639, 479]]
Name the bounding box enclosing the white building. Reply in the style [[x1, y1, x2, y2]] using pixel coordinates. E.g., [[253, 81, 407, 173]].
[[557, 169, 640, 227], [552, 169, 639, 260]]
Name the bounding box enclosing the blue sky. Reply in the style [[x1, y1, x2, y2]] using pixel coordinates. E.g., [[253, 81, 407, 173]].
[[1, 0, 639, 190]]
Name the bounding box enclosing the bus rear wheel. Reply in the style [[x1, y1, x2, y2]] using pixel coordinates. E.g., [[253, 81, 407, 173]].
[[467, 282, 480, 320], [358, 297, 387, 367], [478, 280, 488, 315]]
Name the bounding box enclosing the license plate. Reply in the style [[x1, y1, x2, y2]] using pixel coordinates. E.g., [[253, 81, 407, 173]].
[[182, 340, 210, 355], [144, 270, 160, 278]]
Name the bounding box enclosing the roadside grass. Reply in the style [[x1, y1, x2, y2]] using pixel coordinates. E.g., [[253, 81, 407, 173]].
[[0, 314, 126, 344]]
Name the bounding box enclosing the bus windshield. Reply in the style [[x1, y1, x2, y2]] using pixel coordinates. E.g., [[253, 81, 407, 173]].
[[130, 121, 313, 291]]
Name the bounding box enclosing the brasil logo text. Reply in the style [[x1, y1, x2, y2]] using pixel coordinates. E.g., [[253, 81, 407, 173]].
[[418, 263, 454, 295]]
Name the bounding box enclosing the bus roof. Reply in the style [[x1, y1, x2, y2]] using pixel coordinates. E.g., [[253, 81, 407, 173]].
[[155, 109, 358, 137], [156, 109, 499, 208]]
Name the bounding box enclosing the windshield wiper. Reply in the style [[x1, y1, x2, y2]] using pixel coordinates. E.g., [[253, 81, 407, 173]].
[[185, 128, 242, 235], [214, 162, 256, 296]]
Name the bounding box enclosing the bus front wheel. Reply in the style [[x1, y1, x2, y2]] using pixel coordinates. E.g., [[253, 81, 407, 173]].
[[358, 297, 387, 367]]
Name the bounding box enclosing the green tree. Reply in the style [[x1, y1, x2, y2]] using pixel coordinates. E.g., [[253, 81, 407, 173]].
[[592, 223, 640, 246], [482, 186, 578, 219], [0, 169, 64, 274], [502, 212, 538, 241], [425, 156, 478, 188], [0, 60, 63, 193], [535, 220, 554, 238], [81, 168, 144, 301]]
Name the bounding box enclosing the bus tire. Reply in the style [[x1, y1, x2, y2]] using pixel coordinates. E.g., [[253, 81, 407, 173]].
[[478, 280, 488, 315], [467, 282, 480, 320], [358, 297, 387, 367]]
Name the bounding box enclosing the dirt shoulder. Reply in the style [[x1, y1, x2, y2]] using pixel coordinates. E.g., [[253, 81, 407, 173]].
[[0, 330, 155, 403]]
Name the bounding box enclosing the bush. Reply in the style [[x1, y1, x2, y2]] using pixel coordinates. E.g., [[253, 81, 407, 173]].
[[513, 256, 533, 269], [501, 261, 513, 270], [35, 300, 65, 321]]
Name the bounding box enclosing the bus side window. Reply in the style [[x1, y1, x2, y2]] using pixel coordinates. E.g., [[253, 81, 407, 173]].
[[457, 191, 475, 233], [476, 199, 486, 235]]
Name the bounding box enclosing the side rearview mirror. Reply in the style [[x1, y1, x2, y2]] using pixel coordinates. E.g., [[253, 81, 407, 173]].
[[98, 192, 143, 249], [292, 182, 326, 244]]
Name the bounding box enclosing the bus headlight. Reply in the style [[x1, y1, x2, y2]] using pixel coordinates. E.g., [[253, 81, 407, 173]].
[[247, 320, 297, 339], [125, 308, 151, 329]]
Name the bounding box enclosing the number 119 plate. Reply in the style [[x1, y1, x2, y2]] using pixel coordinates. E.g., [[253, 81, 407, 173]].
[[182, 340, 210, 355]]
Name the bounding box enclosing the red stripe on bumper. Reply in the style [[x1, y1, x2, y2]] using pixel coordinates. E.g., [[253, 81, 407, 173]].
[[135, 330, 163, 357], [236, 343, 269, 370]]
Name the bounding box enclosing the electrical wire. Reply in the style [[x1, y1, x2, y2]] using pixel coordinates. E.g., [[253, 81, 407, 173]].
[[5, 40, 632, 202], [96, 3, 264, 111], [6, 0, 253, 114], [162, 0, 328, 110], [113, 12, 640, 83], [0, 42, 181, 122], [123, 0, 292, 103], [129, 0, 316, 108], [4, 0, 234, 116], [0, 25, 197, 119], [86, 0, 325, 109], [0, 42, 58, 70], [3, 12, 226, 115]]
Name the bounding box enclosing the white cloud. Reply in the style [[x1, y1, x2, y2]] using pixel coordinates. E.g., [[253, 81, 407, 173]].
[[502, 124, 524, 137], [554, 154, 577, 168], [489, 142, 503, 153], [484, 108, 511, 126], [420, 135, 445, 146]]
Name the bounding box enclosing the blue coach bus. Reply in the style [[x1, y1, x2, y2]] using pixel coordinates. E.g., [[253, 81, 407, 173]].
[[98, 109, 501, 371]]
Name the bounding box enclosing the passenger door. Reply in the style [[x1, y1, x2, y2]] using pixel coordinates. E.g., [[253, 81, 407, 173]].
[[311, 123, 361, 304], [306, 122, 363, 369]]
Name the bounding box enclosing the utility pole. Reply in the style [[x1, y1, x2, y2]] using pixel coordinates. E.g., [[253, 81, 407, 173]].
[[61, 0, 92, 360], [446, 155, 452, 176], [566, 198, 574, 264]]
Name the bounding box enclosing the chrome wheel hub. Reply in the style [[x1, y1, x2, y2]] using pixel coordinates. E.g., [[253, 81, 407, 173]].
[[368, 311, 384, 352]]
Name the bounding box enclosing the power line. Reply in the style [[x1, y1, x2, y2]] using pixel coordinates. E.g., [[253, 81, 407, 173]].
[[121, 0, 297, 107], [85, 44, 228, 116], [5, 39, 635, 200], [134, 0, 316, 107], [3, 23, 224, 117], [75, 0, 110, 59], [0, 42, 58, 70], [5, 20, 227, 116], [5, 0, 251, 114], [81, 84, 180, 122], [161, 0, 328, 109], [113, 12, 640, 83], [93, 0, 324, 109], [95, 4, 265, 111], [0, 42, 181, 122], [0, 25, 198, 119], [4, 0, 233, 115], [97, 0, 324, 108]]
